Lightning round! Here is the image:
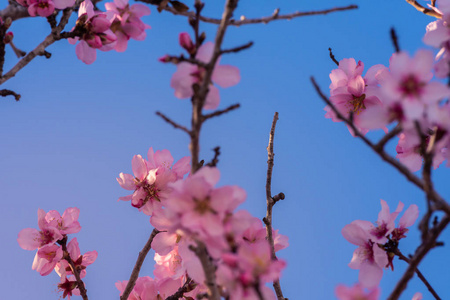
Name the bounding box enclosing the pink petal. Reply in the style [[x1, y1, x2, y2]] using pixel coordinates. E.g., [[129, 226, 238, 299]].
[[212, 65, 240, 88], [131, 154, 147, 180], [203, 85, 220, 110], [359, 261, 383, 288], [399, 204, 419, 228], [75, 41, 97, 65], [117, 172, 135, 190], [196, 42, 214, 63], [17, 228, 41, 250]]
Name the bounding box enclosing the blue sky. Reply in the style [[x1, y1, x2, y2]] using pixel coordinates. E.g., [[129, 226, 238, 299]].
[[2, 0, 449, 299]]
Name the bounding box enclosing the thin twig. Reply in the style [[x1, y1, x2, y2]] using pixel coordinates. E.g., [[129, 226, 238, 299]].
[[0, 88, 20, 101], [387, 215, 450, 300], [262, 112, 286, 300], [220, 41, 254, 54], [203, 103, 240, 121], [390, 27, 400, 53], [310, 77, 450, 215], [374, 124, 402, 151], [328, 47, 339, 66], [120, 229, 160, 300], [61, 237, 89, 300], [395, 250, 441, 300], [153, 4, 359, 26], [206, 146, 221, 167], [405, 0, 442, 18], [156, 111, 191, 134]]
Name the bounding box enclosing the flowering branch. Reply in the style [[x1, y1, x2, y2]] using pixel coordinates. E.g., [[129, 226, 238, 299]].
[[310, 77, 450, 215], [262, 112, 286, 300], [120, 229, 160, 300], [165, 277, 195, 300], [405, 0, 442, 18], [154, 4, 358, 26], [394, 249, 441, 300], [60, 237, 89, 300]]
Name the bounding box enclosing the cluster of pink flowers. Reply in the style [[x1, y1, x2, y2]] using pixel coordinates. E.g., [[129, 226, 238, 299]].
[[17, 208, 97, 299], [68, 0, 150, 64], [117, 148, 288, 299], [167, 32, 241, 110], [327, 48, 450, 171], [341, 200, 418, 288]]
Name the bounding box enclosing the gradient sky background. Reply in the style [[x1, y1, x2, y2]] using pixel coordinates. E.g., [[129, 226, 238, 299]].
[[2, 0, 450, 299]]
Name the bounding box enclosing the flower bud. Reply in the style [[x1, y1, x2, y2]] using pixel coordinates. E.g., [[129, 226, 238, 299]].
[[179, 32, 195, 54]]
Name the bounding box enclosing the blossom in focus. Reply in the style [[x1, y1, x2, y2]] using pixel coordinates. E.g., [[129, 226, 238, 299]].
[[17, 0, 75, 17], [117, 147, 190, 216], [105, 0, 151, 52], [170, 40, 240, 110], [17, 208, 63, 250], [32, 244, 63, 276], [335, 283, 380, 300], [325, 58, 387, 135], [69, 0, 117, 64], [55, 238, 98, 279], [45, 207, 81, 235]]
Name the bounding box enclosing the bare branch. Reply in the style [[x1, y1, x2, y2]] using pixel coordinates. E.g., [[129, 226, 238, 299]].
[[120, 229, 160, 300], [328, 47, 339, 66], [220, 41, 254, 54], [206, 146, 221, 167], [263, 112, 286, 300], [156, 111, 191, 134], [0, 88, 20, 100], [156, 4, 358, 26], [374, 124, 402, 151], [387, 216, 450, 300], [203, 103, 240, 121], [390, 27, 400, 53], [395, 250, 441, 300], [405, 0, 442, 18], [0, 3, 29, 21]]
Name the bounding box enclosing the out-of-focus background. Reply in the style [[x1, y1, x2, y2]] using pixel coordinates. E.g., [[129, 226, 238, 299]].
[[1, 0, 449, 299]]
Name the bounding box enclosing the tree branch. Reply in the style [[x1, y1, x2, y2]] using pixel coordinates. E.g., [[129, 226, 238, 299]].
[[61, 237, 89, 300], [310, 77, 450, 214], [155, 4, 358, 26], [405, 0, 442, 18], [156, 111, 191, 134], [0, 88, 20, 100], [202, 103, 240, 121], [387, 216, 449, 300], [395, 250, 441, 300], [120, 229, 160, 300], [262, 112, 286, 300], [190, 241, 221, 300]]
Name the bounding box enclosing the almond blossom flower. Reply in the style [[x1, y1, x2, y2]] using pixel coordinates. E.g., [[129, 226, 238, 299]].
[[17, 208, 63, 250], [341, 221, 388, 288], [105, 0, 151, 52], [32, 244, 63, 276], [69, 0, 117, 64], [117, 147, 190, 215], [170, 40, 240, 110], [58, 277, 79, 300], [45, 207, 81, 235], [325, 58, 387, 135], [335, 283, 380, 300]]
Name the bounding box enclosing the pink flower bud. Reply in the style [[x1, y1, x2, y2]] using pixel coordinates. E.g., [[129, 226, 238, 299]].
[[3, 32, 13, 44], [158, 54, 171, 63], [179, 32, 195, 54]]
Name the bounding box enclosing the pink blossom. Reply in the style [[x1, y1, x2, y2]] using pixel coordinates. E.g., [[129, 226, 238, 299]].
[[325, 58, 387, 135], [179, 32, 195, 54], [170, 41, 240, 110], [341, 222, 388, 288], [335, 283, 380, 300], [27, 0, 55, 17], [32, 244, 63, 276], [17, 208, 63, 250], [105, 0, 151, 52], [45, 207, 81, 235], [391, 204, 419, 241], [69, 0, 117, 64], [163, 167, 246, 238], [58, 277, 78, 299], [117, 147, 190, 216], [412, 292, 423, 300]]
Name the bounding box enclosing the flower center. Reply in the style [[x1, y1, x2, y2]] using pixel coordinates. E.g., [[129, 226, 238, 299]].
[[400, 75, 424, 97]]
